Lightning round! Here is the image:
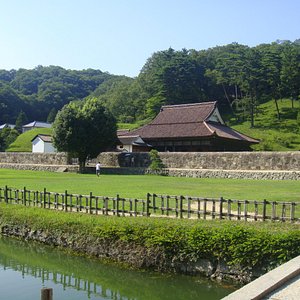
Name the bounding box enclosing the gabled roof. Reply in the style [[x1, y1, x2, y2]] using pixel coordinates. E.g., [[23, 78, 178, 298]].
[[118, 135, 151, 147], [151, 102, 217, 124], [23, 121, 52, 128], [31, 134, 53, 143], [123, 101, 259, 144]]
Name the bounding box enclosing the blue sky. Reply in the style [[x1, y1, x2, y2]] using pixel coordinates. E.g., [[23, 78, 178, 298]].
[[0, 0, 299, 77]]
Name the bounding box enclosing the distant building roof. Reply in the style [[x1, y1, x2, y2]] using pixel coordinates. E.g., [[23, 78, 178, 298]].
[[23, 121, 52, 128], [0, 123, 15, 130], [31, 134, 53, 143]]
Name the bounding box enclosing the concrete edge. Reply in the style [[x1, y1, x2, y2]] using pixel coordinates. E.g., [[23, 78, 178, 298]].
[[222, 255, 300, 300]]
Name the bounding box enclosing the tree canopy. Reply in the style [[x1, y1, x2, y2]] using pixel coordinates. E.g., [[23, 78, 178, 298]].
[[52, 98, 117, 172], [0, 39, 300, 127]]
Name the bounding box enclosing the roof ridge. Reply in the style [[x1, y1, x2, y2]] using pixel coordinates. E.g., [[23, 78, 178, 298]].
[[161, 101, 216, 109]]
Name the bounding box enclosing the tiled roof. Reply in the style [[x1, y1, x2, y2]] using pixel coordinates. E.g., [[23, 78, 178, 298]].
[[31, 134, 53, 143], [123, 101, 259, 144], [151, 102, 216, 124], [207, 122, 259, 143]]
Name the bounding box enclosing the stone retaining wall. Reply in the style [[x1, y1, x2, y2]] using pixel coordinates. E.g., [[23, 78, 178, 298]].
[[98, 151, 300, 171], [99, 167, 300, 180], [0, 152, 70, 165]]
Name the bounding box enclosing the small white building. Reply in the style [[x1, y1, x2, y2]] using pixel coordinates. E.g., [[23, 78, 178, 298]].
[[23, 121, 52, 133], [31, 134, 56, 153]]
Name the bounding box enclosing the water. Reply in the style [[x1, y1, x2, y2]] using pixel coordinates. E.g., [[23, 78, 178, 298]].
[[0, 236, 235, 300]]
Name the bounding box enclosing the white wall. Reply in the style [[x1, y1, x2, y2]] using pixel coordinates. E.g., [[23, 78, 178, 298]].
[[32, 138, 56, 153]]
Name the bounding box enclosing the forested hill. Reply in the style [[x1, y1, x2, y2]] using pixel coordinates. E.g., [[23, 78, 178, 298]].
[[1, 39, 300, 126], [0, 66, 121, 123]]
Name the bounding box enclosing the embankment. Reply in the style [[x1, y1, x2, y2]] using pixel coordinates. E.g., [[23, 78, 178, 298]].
[[1, 203, 299, 284]]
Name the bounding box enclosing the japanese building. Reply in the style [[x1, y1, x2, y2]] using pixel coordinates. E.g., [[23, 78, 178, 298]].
[[120, 101, 259, 152]]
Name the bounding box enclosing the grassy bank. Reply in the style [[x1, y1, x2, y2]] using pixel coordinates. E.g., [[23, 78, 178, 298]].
[[0, 169, 299, 202], [0, 202, 299, 283]]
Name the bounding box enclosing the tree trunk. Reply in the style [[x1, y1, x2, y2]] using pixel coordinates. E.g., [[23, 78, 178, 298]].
[[274, 98, 281, 120], [250, 95, 255, 128], [222, 83, 234, 113], [78, 159, 86, 174]]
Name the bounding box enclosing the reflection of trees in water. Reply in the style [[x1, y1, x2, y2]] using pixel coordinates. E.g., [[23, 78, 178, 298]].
[[3, 260, 124, 299], [0, 237, 135, 300], [0, 236, 232, 300]]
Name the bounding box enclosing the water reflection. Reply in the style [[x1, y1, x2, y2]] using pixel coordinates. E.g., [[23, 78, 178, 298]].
[[0, 236, 235, 299]]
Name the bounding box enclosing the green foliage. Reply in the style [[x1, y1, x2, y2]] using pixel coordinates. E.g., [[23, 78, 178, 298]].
[[1, 40, 300, 126], [149, 149, 165, 171], [6, 127, 53, 152], [14, 110, 28, 132], [46, 107, 57, 123], [52, 98, 117, 172], [0, 203, 299, 270], [0, 128, 19, 151], [231, 99, 300, 151]]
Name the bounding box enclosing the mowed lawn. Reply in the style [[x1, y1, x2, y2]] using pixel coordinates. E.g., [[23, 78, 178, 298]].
[[0, 168, 299, 202]]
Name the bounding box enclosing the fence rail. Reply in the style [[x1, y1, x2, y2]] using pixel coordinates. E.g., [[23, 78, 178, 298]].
[[0, 186, 299, 223]]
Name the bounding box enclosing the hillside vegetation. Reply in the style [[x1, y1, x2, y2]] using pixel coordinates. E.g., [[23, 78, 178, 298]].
[[231, 99, 300, 151]]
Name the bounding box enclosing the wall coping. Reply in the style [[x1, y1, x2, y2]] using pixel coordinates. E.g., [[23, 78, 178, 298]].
[[222, 255, 300, 300]]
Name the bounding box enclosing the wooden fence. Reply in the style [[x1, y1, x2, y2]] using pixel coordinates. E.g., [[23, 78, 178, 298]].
[[0, 186, 299, 222]]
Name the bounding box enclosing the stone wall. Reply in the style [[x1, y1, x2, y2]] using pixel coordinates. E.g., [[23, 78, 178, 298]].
[[0, 152, 70, 165], [98, 151, 300, 171]]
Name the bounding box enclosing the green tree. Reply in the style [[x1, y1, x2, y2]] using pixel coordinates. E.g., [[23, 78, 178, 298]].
[[149, 149, 165, 171], [280, 42, 300, 108], [138, 48, 206, 117], [47, 107, 57, 123], [52, 98, 117, 173], [15, 110, 28, 132], [0, 128, 19, 151]]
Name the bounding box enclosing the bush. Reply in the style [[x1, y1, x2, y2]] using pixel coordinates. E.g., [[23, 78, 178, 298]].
[[0, 203, 299, 273], [149, 149, 165, 171]]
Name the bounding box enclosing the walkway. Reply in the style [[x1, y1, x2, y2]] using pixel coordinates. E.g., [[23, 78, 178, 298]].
[[222, 255, 300, 300]]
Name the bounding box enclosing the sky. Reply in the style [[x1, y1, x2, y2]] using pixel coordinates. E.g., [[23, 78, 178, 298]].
[[0, 0, 299, 77]]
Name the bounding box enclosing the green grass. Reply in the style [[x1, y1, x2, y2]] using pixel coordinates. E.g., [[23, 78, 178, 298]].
[[231, 99, 300, 151], [7, 128, 53, 152], [0, 169, 299, 202]]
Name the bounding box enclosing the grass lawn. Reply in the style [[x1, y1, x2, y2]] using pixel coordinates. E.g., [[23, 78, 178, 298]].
[[0, 169, 299, 202]]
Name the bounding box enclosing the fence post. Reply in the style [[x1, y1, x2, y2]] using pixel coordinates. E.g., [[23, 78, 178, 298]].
[[179, 195, 184, 219], [116, 194, 120, 216], [212, 200, 216, 219], [89, 192, 93, 214], [23, 186, 27, 206], [290, 202, 296, 222], [64, 190, 68, 212], [262, 199, 267, 221], [4, 185, 8, 203], [203, 199, 207, 220], [227, 199, 232, 220], [244, 200, 248, 221], [187, 197, 191, 219], [41, 288, 53, 300], [146, 193, 150, 216], [153, 194, 157, 213], [219, 197, 223, 220], [43, 188, 47, 208]]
